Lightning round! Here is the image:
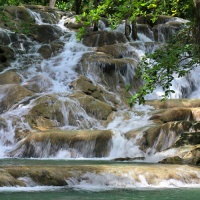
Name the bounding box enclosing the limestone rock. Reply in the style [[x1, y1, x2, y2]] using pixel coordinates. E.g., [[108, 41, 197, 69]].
[[138, 121, 192, 153], [82, 30, 128, 47], [173, 132, 200, 147], [0, 84, 33, 114], [0, 71, 22, 84], [71, 93, 114, 120], [8, 129, 113, 158], [153, 108, 193, 123], [5, 6, 35, 22], [30, 24, 64, 43], [77, 52, 139, 94], [146, 99, 200, 109], [159, 156, 184, 164], [0, 169, 24, 187], [23, 75, 53, 93], [97, 43, 140, 60], [0, 45, 15, 71]]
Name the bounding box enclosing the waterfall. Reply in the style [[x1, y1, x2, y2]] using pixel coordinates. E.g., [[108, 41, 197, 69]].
[[0, 6, 199, 162]]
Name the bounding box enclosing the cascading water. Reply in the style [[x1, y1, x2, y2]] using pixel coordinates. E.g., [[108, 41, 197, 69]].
[[0, 6, 200, 195]]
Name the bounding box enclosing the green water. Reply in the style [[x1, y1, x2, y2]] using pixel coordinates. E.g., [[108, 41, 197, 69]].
[[0, 188, 200, 200]]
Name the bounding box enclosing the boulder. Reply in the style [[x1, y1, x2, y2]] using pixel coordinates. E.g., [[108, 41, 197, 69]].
[[8, 129, 113, 158], [0, 28, 15, 45], [30, 24, 64, 43], [25, 5, 61, 24], [0, 45, 15, 71], [25, 94, 104, 130], [0, 169, 24, 187], [77, 52, 140, 94], [5, 6, 35, 23], [0, 84, 33, 114], [150, 108, 193, 123], [38, 44, 52, 59], [82, 30, 128, 47], [97, 43, 140, 60], [139, 121, 192, 153], [0, 71, 22, 84], [23, 75, 53, 93], [71, 93, 114, 120]]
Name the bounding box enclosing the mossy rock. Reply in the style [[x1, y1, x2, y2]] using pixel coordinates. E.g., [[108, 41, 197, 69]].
[[0, 71, 22, 85]]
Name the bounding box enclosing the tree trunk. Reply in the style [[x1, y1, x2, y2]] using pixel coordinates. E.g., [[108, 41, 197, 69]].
[[49, 0, 56, 8]]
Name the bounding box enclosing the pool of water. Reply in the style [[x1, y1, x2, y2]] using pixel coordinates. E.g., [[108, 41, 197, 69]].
[[0, 188, 200, 200]]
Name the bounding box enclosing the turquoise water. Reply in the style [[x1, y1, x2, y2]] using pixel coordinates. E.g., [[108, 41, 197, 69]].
[[0, 188, 200, 200]]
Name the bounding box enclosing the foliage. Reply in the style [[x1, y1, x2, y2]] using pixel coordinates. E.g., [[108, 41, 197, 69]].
[[129, 24, 199, 106]]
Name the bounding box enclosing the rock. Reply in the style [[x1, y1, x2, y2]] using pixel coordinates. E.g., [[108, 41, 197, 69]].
[[25, 5, 61, 24], [136, 15, 177, 27], [159, 156, 184, 164], [82, 30, 128, 47], [146, 99, 200, 109], [97, 43, 140, 60], [0, 169, 24, 187], [0, 45, 15, 71], [25, 94, 104, 130], [71, 93, 114, 120], [24, 95, 65, 130], [0, 28, 15, 45], [5, 6, 35, 22], [0, 84, 33, 114], [190, 146, 200, 165], [173, 132, 200, 147], [77, 52, 140, 95], [1, 164, 200, 187], [38, 44, 52, 59], [30, 24, 64, 43], [70, 75, 104, 101], [139, 121, 192, 153], [0, 71, 22, 84], [113, 157, 145, 161], [8, 129, 113, 158], [156, 108, 193, 123], [23, 75, 53, 93]]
